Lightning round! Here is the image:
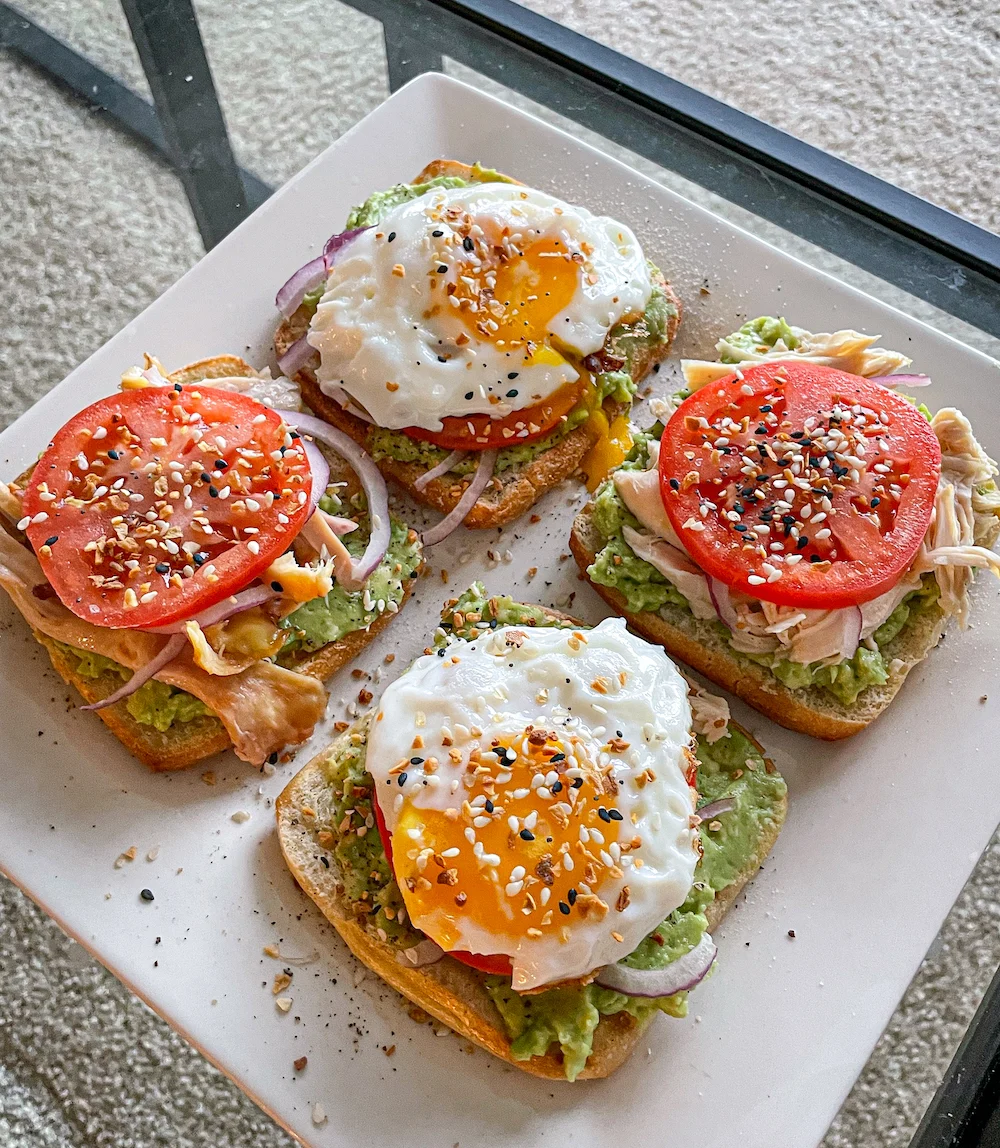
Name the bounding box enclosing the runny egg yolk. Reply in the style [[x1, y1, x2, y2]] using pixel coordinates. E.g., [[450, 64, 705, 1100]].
[[391, 728, 635, 954], [452, 237, 582, 352], [581, 410, 634, 492]]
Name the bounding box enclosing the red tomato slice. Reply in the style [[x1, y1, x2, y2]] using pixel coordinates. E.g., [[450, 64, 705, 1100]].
[[22, 385, 312, 629], [446, 950, 514, 976], [658, 362, 941, 608], [402, 379, 586, 452], [372, 794, 513, 977]]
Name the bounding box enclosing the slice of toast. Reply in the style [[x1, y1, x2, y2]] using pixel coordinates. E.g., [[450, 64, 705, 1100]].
[[276, 608, 786, 1080], [569, 503, 984, 739], [273, 160, 682, 529], [22, 356, 421, 772]]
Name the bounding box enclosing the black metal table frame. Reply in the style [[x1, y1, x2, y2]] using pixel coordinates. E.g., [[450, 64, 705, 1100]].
[[2, 0, 999, 1141]]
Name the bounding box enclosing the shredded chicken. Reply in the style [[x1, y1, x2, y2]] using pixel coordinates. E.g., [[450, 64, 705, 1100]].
[[617, 405, 1000, 663], [0, 528, 326, 764], [184, 620, 258, 677], [621, 525, 717, 620], [910, 408, 1000, 625], [686, 683, 731, 744], [682, 326, 911, 391], [0, 481, 23, 522], [299, 510, 360, 590], [265, 549, 335, 604]]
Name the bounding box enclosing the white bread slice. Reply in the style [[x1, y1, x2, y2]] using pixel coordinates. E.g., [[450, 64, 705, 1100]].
[[273, 159, 682, 530], [569, 504, 997, 739], [276, 607, 786, 1080]]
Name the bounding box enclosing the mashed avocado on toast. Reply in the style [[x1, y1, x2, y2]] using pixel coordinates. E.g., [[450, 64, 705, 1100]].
[[310, 584, 786, 1080], [302, 172, 678, 477], [53, 641, 215, 732], [587, 426, 944, 707]]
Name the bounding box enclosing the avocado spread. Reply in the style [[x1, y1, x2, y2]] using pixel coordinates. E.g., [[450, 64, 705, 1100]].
[[312, 174, 676, 479], [278, 507, 422, 657], [586, 426, 943, 707], [317, 583, 786, 1080], [719, 315, 800, 361], [53, 641, 215, 732]]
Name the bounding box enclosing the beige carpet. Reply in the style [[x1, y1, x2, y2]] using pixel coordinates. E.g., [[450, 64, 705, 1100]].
[[1, 1, 999, 1145]]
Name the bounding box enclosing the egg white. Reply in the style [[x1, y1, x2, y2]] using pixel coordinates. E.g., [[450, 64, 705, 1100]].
[[366, 618, 698, 990], [308, 183, 651, 433]]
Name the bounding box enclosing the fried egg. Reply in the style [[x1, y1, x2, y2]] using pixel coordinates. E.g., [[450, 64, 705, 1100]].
[[308, 183, 651, 432], [366, 618, 698, 991]]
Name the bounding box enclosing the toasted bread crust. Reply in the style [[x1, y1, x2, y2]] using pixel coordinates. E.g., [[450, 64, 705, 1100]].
[[568, 504, 960, 739], [276, 606, 786, 1080], [166, 354, 258, 383], [273, 160, 682, 529], [413, 159, 515, 184]]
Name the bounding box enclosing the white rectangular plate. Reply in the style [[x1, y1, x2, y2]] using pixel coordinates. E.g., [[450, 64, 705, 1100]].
[[2, 73, 999, 1148]]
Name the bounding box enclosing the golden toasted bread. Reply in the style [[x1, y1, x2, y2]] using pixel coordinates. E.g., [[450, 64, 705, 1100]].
[[21, 355, 420, 772], [276, 605, 786, 1079], [568, 503, 985, 739], [273, 160, 682, 529]]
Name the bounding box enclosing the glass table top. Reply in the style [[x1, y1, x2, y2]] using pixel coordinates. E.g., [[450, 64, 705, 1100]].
[[1, 2, 998, 1145]]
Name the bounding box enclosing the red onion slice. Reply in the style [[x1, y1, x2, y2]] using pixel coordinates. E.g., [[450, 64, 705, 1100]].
[[144, 584, 281, 635], [707, 577, 741, 631], [323, 226, 368, 265], [302, 437, 331, 517], [840, 604, 864, 656], [397, 938, 444, 968], [275, 254, 326, 319], [277, 334, 318, 378], [870, 373, 932, 388], [414, 449, 468, 492], [696, 797, 735, 820], [81, 632, 187, 712], [594, 933, 717, 998], [420, 450, 498, 547], [276, 411, 391, 587], [274, 227, 369, 319]]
